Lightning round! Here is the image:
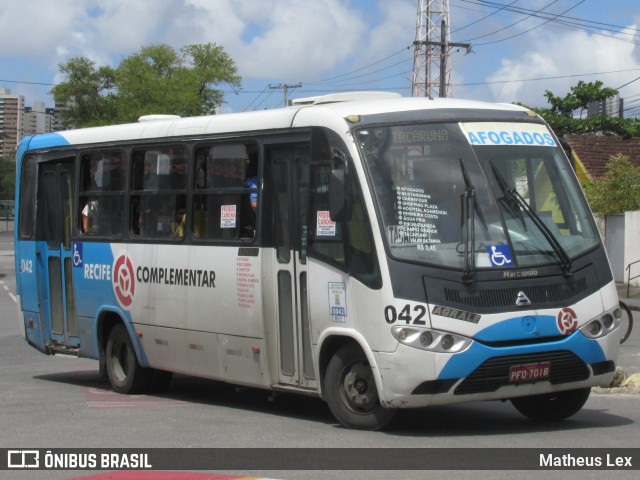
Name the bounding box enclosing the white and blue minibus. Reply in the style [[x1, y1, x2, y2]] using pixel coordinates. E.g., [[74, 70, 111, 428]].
[[14, 92, 621, 429]]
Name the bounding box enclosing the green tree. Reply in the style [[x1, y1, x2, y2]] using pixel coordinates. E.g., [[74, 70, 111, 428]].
[[525, 80, 640, 137], [583, 154, 640, 214], [51, 57, 117, 128], [53, 43, 241, 128], [0, 156, 16, 202]]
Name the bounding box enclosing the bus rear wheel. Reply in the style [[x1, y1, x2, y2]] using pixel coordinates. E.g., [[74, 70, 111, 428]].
[[325, 343, 396, 430], [511, 387, 591, 421], [106, 324, 152, 394]]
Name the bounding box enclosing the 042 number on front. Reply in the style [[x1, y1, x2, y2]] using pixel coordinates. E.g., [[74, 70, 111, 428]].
[[384, 304, 427, 325]]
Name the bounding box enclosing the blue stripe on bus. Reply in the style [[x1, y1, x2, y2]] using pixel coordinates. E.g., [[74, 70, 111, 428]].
[[472, 315, 560, 342], [437, 332, 606, 381], [24, 132, 70, 150]]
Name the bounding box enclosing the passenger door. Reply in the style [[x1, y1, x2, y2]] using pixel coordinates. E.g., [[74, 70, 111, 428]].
[[37, 160, 79, 349], [270, 144, 317, 389]]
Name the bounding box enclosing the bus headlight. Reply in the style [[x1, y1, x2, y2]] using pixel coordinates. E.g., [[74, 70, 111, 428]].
[[419, 331, 433, 347], [440, 334, 454, 350], [391, 326, 472, 353], [579, 306, 620, 339], [601, 313, 614, 329]]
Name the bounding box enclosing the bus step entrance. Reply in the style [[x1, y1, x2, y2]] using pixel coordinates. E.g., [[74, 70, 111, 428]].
[[45, 343, 80, 357]]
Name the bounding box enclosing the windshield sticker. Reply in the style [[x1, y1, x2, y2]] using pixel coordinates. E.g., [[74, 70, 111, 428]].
[[488, 244, 513, 267], [317, 211, 337, 237], [388, 185, 446, 249], [459, 122, 556, 147], [220, 204, 237, 228]]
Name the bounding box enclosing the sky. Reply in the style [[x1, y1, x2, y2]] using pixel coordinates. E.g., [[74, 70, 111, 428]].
[[1, 0, 640, 116]]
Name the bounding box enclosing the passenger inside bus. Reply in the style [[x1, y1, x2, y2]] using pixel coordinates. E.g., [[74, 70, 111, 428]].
[[130, 148, 187, 239], [193, 143, 258, 240], [80, 153, 125, 235]]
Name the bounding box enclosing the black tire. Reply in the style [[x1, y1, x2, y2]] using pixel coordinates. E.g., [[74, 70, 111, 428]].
[[105, 324, 152, 394], [511, 387, 591, 421], [324, 343, 396, 430], [619, 301, 633, 344]]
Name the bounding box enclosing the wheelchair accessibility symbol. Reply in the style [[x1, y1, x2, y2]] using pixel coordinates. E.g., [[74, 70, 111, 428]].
[[488, 244, 513, 267], [72, 242, 83, 267]]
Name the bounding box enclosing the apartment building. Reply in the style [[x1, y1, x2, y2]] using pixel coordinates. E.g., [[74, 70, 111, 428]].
[[0, 88, 25, 160]]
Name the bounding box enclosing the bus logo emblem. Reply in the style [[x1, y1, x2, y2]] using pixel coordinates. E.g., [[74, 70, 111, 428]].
[[557, 307, 578, 335], [515, 291, 531, 307], [113, 253, 135, 308]]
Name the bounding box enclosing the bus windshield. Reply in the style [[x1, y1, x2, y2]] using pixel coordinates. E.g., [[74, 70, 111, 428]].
[[357, 121, 600, 271]]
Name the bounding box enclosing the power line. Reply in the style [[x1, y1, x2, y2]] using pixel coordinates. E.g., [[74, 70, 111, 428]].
[[304, 46, 412, 85], [459, 0, 640, 36], [451, 0, 519, 34], [455, 0, 640, 45], [454, 67, 640, 86], [241, 84, 270, 112], [472, 0, 587, 46], [615, 75, 640, 91], [0, 78, 55, 86], [459, 0, 562, 42], [269, 83, 302, 106]]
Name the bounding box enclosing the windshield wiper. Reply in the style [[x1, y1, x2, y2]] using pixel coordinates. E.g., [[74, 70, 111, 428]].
[[490, 162, 526, 231], [489, 161, 572, 277], [460, 159, 486, 284]]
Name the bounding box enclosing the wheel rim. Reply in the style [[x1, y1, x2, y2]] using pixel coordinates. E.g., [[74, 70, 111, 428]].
[[340, 360, 379, 414]]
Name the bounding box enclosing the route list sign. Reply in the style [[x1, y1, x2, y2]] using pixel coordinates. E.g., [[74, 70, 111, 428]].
[[389, 185, 448, 250]]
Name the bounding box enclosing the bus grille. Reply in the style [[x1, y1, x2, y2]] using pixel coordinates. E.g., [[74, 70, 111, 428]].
[[444, 277, 587, 310], [454, 351, 590, 395]]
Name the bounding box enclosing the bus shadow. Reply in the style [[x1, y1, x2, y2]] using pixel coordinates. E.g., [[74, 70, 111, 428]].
[[386, 400, 633, 437], [34, 369, 632, 435], [33, 369, 336, 425]]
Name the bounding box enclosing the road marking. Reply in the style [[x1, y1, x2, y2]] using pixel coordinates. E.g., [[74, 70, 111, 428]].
[[0, 280, 17, 303]]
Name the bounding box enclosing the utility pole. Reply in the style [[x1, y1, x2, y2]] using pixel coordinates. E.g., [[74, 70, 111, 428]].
[[269, 83, 302, 107], [412, 0, 471, 98]]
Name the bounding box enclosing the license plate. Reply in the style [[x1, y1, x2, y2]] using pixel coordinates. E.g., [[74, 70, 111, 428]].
[[509, 362, 551, 383]]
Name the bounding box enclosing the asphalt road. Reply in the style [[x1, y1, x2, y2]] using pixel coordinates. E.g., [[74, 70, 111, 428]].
[[1, 231, 639, 480]]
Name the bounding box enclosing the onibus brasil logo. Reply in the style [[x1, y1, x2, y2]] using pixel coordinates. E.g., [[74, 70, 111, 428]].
[[112, 252, 135, 308]]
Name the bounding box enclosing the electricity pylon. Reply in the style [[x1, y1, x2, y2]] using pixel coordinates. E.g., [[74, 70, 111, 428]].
[[412, 0, 471, 98]]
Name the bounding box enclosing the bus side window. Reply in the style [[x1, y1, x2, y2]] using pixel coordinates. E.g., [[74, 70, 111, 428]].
[[130, 146, 187, 240], [307, 163, 346, 267], [18, 155, 37, 240], [346, 180, 381, 289], [307, 152, 380, 288], [192, 143, 258, 241], [78, 150, 125, 237]]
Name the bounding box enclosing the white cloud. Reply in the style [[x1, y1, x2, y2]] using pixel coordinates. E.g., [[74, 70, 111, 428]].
[[486, 25, 640, 107], [231, 1, 368, 80], [6, 0, 638, 113], [0, 0, 79, 61]]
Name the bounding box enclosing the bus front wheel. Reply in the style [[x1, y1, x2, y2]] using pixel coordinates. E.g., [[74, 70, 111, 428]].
[[324, 343, 396, 430], [105, 324, 151, 394], [510, 387, 591, 421]]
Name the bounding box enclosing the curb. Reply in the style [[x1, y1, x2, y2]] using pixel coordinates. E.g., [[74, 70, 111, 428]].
[[592, 367, 640, 395]]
